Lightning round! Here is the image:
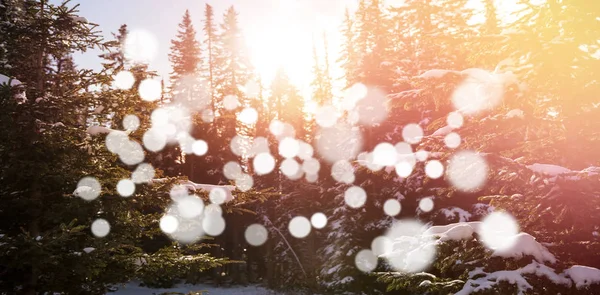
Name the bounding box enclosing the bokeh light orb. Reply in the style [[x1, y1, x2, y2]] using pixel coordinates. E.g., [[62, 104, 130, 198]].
[[384, 199, 401, 216], [310, 212, 328, 229], [355, 249, 378, 272], [245, 224, 268, 246], [425, 160, 444, 179], [383, 219, 436, 273], [75, 176, 101, 201], [124, 29, 158, 63], [116, 179, 135, 197], [418, 197, 434, 212], [114, 71, 135, 90], [138, 78, 162, 101], [446, 150, 488, 192], [288, 216, 311, 238], [344, 186, 367, 208], [254, 152, 276, 175], [160, 215, 179, 234], [91, 218, 110, 238], [480, 211, 519, 251]]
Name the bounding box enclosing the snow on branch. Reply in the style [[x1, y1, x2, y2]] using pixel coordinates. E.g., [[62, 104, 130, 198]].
[[151, 178, 236, 202], [526, 163, 572, 176], [86, 125, 117, 136], [417, 222, 600, 293], [423, 222, 555, 263], [0, 73, 22, 86]]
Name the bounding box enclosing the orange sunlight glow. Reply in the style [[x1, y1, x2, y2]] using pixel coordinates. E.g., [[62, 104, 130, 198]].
[[245, 1, 341, 102], [247, 23, 313, 88]]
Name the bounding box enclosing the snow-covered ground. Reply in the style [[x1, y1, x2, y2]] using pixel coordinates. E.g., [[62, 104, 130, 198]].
[[108, 283, 276, 295]]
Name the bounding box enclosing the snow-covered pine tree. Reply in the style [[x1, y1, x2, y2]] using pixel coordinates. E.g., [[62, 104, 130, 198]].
[[0, 1, 143, 293], [0, 2, 231, 292], [373, 0, 600, 293], [338, 7, 359, 89]]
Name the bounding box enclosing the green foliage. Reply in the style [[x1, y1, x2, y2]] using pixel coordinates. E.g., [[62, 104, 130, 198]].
[[137, 244, 228, 288]]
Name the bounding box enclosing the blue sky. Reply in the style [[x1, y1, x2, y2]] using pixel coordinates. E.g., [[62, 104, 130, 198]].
[[56, 0, 356, 95]]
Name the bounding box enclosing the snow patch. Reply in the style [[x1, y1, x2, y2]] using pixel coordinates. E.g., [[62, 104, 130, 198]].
[[418, 69, 459, 79], [431, 125, 453, 137], [87, 125, 115, 135], [564, 265, 600, 288], [505, 109, 524, 119], [424, 222, 554, 263], [0, 73, 22, 86], [492, 233, 556, 263], [440, 207, 472, 222], [526, 163, 572, 176]]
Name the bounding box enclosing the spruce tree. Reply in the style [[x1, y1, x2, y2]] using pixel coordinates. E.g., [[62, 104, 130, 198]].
[[203, 3, 218, 110], [169, 9, 201, 89]]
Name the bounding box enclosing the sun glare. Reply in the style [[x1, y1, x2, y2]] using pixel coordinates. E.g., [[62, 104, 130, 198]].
[[245, 1, 341, 100], [247, 24, 313, 87]]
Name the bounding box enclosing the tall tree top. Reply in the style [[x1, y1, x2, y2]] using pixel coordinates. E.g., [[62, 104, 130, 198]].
[[169, 9, 201, 84]]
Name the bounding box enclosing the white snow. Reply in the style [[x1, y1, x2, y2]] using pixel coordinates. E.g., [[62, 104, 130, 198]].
[[133, 257, 147, 266], [457, 261, 583, 295], [83, 247, 95, 253], [418, 69, 459, 78], [456, 269, 533, 295], [431, 125, 454, 137], [424, 222, 555, 263], [521, 262, 572, 286], [71, 16, 89, 23], [440, 207, 472, 222], [73, 186, 92, 196], [492, 233, 556, 263], [87, 125, 115, 135], [0, 73, 22, 86], [178, 181, 235, 201], [526, 163, 572, 176], [505, 109, 524, 119], [424, 222, 481, 237], [564, 265, 600, 288], [108, 282, 275, 295], [424, 222, 481, 242]]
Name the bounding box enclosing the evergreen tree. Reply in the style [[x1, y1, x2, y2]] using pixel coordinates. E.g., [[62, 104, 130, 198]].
[[338, 8, 359, 88], [169, 9, 201, 89], [0, 3, 229, 293], [271, 68, 307, 140], [203, 3, 218, 110], [0, 2, 132, 293]]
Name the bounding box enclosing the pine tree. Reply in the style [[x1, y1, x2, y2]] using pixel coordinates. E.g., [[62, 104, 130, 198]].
[[169, 9, 201, 89], [338, 7, 359, 88], [0, 2, 136, 293], [203, 3, 218, 110], [0, 2, 230, 293]]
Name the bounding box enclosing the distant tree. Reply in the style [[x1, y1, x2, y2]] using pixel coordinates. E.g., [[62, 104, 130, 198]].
[[338, 8, 359, 88], [202, 3, 218, 110], [168, 9, 201, 89]]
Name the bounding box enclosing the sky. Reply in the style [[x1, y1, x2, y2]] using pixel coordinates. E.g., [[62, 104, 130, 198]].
[[55, 0, 362, 97], [53, 0, 536, 99]]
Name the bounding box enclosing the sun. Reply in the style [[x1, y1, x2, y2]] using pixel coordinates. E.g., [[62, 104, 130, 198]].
[[246, 22, 313, 88]]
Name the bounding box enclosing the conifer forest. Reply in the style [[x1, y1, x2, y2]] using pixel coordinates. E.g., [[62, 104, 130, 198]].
[[1, 0, 599, 294]]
